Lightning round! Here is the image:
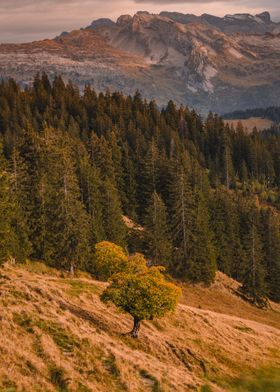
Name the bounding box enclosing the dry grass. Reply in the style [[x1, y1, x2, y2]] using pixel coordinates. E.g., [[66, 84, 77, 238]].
[[225, 117, 273, 132], [0, 263, 279, 392]]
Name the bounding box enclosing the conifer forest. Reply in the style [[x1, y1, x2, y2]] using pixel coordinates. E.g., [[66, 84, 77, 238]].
[[1, 74, 280, 306]]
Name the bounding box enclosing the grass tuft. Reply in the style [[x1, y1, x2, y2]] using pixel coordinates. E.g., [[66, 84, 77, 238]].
[[49, 366, 70, 391], [36, 319, 79, 352], [0, 377, 17, 392], [230, 368, 280, 391], [139, 369, 163, 392], [104, 353, 120, 378], [63, 280, 101, 296], [234, 325, 253, 333], [13, 312, 34, 333], [201, 384, 212, 392]]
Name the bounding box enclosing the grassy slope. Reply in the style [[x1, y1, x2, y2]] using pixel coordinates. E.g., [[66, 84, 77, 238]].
[[224, 118, 273, 132], [0, 262, 279, 392]]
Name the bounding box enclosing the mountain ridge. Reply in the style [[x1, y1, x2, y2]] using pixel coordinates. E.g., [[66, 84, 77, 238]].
[[0, 10, 280, 113]]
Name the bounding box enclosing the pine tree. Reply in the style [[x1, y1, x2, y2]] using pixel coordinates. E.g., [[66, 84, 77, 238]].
[[78, 147, 105, 244], [13, 127, 42, 258], [0, 140, 12, 264], [144, 191, 172, 266], [100, 178, 127, 248], [210, 191, 244, 278], [170, 168, 216, 284], [106, 129, 127, 207], [188, 191, 216, 284], [170, 169, 195, 277], [122, 141, 137, 219], [40, 128, 91, 273], [261, 208, 280, 302], [89, 133, 115, 182], [241, 200, 267, 307], [221, 125, 234, 189], [137, 139, 159, 221]]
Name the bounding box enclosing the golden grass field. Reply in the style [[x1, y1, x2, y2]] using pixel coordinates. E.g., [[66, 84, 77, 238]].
[[0, 262, 279, 391], [225, 117, 273, 133]]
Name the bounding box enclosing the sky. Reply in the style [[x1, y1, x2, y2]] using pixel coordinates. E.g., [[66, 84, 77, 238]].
[[0, 0, 279, 43]]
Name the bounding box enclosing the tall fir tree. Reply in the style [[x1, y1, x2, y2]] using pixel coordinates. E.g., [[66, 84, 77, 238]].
[[189, 191, 216, 285], [40, 128, 91, 273], [144, 191, 172, 266], [77, 146, 105, 244], [240, 199, 267, 306], [0, 140, 12, 264], [100, 178, 127, 248], [170, 169, 195, 278], [261, 208, 280, 302]]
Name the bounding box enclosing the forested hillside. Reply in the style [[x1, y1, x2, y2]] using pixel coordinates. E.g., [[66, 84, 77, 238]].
[[0, 75, 280, 305], [223, 106, 280, 124]]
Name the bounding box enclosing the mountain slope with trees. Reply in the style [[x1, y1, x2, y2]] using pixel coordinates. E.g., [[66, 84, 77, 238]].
[[1, 75, 280, 305], [223, 106, 280, 124]]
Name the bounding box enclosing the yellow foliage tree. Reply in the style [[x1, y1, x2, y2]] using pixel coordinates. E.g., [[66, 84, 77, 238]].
[[94, 241, 128, 280], [101, 265, 181, 338], [94, 242, 147, 280]]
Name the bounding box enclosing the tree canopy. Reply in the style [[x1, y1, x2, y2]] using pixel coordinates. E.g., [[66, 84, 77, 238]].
[[101, 265, 181, 337], [94, 241, 147, 280]]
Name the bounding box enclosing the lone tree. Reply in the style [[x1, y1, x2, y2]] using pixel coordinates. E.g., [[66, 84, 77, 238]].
[[101, 266, 181, 338]]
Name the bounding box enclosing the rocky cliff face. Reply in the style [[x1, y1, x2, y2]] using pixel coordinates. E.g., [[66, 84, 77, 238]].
[[161, 10, 279, 34], [0, 11, 280, 113]]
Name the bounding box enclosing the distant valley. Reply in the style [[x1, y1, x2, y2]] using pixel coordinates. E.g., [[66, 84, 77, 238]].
[[223, 105, 280, 131]]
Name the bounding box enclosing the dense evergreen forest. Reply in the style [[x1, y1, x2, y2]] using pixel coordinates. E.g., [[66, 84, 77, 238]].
[[223, 106, 280, 124], [0, 75, 280, 306]]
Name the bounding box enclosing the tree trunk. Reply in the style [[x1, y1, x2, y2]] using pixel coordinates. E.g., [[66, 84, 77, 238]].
[[131, 317, 141, 338], [70, 262, 75, 276]]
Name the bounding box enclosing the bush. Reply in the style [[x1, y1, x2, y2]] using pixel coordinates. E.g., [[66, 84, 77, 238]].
[[49, 366, 69, 391]]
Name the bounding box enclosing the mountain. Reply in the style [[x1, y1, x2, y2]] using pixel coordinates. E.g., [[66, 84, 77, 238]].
[[0, 11, 280, 113], [161, 10, 278, 34], [1, 261, 279, 391]]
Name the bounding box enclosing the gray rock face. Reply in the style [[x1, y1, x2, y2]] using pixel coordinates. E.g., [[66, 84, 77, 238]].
[[162, 11, 278, 34], [256, 12, 271, 24], [86, 18, 116, 29], [0, 11, 280, 114], [117, 15, 133, 27]]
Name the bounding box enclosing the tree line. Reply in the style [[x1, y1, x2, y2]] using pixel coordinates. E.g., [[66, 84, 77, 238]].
[[223, 106, 280, 124], [0, 74, 280, 305]]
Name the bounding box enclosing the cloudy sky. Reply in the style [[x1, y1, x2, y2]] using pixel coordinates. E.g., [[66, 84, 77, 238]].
[[0, 0, 279, 43]]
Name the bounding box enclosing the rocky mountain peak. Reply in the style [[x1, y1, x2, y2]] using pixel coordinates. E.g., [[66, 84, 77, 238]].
[[0, 10, 280, 114], [136, 11, 150, 16], [87, 18, 115, 29], [256, 11, 271, 24], [116, 14, 133, 27], [158, 10, 277, 34]]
